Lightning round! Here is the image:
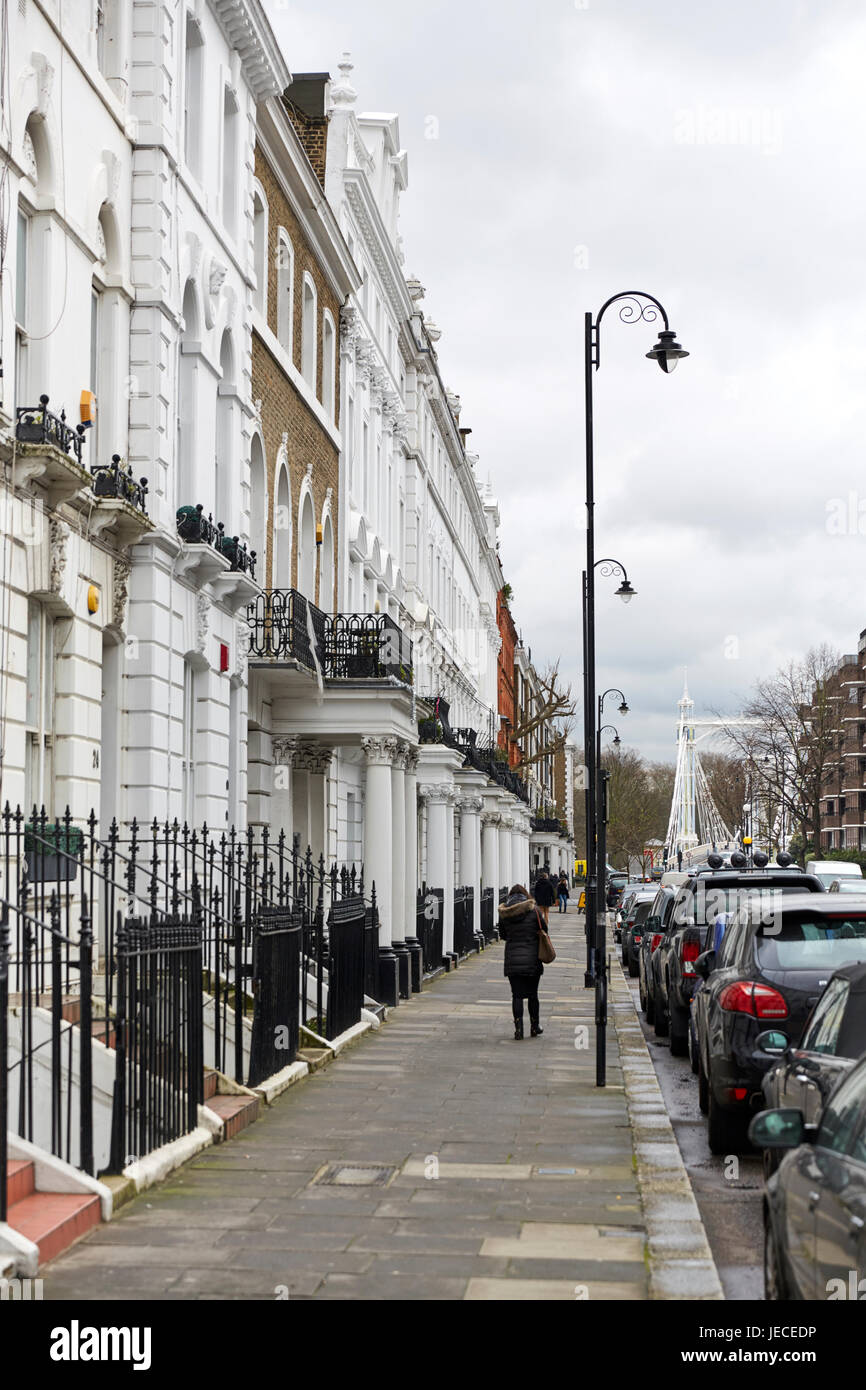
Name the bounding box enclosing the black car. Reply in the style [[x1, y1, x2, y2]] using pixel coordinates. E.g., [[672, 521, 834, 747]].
[[638, 887, 676, 1025], [656, 855, 825, 1060], [753, 1056, 866, 1300], [755, 962, 866, 1177], [694, 893, 866, 1154], [621, 892, 657, 976]]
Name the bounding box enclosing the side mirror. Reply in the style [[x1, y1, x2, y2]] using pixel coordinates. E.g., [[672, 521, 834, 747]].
[[755, 1030, 788, 1056], [747, 1108, 805, 1150], [694, 949, 716, 980]]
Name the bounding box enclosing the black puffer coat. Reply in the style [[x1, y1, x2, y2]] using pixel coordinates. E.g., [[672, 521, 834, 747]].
[[498, 894, 544, 977], [534, 875, 556, 908]]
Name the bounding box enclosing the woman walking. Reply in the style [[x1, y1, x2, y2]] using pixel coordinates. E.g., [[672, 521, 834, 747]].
[[533, 867, 555, 925], [556, 873, 570, 913], [498, 884, 547, 1039]]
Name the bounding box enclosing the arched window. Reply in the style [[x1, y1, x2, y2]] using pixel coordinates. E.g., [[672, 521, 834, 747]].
[[215, 331, 235, 522], [249, 434, 267, 580], [253, 187, 268, 316], [276, 230, 293, 354], [301, 275, 316, 389], [274, 462, 291, 587], [177, 279, 199, 506], [321, 310, 336, 419], [319, 511, 335, 612], [298, 489, 316, 600]]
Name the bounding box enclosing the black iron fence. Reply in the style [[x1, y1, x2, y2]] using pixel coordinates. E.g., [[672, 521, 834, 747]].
[[480, 887, 496, 942], [109, 911, 203, 1172], [16, 394, 85, 463], [247, 590, 413, 684], [92, 454, 148, 513], [176, 505, 257, 580], [416, 885, 444, 975], [1, 804, 376, 1181], [453, 886, 476, 958]]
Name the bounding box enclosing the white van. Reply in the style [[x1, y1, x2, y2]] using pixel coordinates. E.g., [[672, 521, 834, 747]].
[[805, 860, 864, 890]]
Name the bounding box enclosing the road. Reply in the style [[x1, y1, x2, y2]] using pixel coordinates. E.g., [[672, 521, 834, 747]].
[[623, 965, 765, 1301]]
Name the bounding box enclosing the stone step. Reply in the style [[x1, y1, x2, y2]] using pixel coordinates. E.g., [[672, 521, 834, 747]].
[[206, 1092, 260, 1141], [6, 1159, 35, 1208], [203, 1068, 219, 1101], [7, 1190, 102, 1267]]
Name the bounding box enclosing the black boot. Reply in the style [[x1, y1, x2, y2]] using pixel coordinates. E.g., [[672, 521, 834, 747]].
[[530, 1022, 543, 1036], [513, 1001, 524, 1040], [529, 1003, 542, 1037], [514, 1018, 524, 1040]]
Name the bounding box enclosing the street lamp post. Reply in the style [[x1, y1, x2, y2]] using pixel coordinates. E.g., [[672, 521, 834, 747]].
[[582, 291, 688, 1088], [583, 572, 635, 989]]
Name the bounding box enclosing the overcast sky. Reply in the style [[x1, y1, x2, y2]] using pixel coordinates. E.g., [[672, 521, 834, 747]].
[[268, 0, 866, 764]]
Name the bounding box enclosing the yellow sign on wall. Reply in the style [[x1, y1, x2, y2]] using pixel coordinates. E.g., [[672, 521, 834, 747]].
[[574, 859, 587, 878]]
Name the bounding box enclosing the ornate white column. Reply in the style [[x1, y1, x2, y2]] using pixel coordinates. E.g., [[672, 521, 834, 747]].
[[459, 794, 483, 941], [403, 746, 422, 990], [390, 747, 410, 998], [294, 740, 333, 864], [420, 782, 451, 962], [443, 787, 458, 961], [362, 735, 398, 1006], [498, 814, 513, 892], [481, 810, 500, 895], [271, 736, 299, 848]]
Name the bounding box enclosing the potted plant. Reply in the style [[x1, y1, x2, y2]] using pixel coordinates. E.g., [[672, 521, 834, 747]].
[[346, 632, 379, 678], [24, 820, 83, 882]]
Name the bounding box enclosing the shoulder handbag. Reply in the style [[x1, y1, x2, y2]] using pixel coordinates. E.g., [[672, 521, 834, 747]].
[[536, 908, 556, 965]]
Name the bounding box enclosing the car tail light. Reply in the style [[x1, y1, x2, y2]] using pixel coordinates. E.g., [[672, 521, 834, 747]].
[[650, 933, 663, 953], [681, 940, 700, 975], [725, 1086, 749, 1103], [719, 981, 788, 1019]]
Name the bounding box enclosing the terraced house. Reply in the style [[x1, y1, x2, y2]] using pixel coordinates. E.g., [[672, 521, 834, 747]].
[[0, 4, 574, 1277]]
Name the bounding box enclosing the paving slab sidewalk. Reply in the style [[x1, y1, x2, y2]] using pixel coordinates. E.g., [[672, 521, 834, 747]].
[[43, 907, 721, 1301]]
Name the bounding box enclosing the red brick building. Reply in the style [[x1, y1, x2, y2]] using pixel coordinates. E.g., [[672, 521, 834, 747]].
[[496, 587, 520, 767]]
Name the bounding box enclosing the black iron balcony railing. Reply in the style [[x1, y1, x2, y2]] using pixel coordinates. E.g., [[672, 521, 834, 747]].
[[92, 454, 149, 513], [176, 504, 257, 580], [327, 612, 412, 682], [531, 816, 563, 834], [247, 590, 412, 684], [248, 589, 327, 669], [16, 394, 85, 463]]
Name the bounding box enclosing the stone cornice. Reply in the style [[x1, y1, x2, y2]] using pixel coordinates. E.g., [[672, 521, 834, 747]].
[[211, 0, 290, 100], [343, 169, 414, 326]]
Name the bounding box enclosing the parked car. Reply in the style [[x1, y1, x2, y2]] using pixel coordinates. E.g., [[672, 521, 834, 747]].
[[805, 859, 864, 890], [754, 962, 866, 1178], [615, 880, 648, 942], [638, 886, 676, 1024], [661, 855, 825, 1060], [607, 871, 630, 908], [621, 888, 658, 976], [753, 1055, 866, 1300], [694, 893, 866, 1154]]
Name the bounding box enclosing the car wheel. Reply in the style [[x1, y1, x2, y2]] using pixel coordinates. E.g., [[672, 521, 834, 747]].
[[646, 981, 656, 1025], [688, 1014, 699, 1075], [762, 1145, 778, 1184], [639, 972, 647, 1013], [628, 954, 638, 978], [697, 1050, 709, 1114], [654, 989, 669, 1037], [669, 996, 689, 1057], [707, 1082, 748, 1156], [764, 1214, 790, 1301]]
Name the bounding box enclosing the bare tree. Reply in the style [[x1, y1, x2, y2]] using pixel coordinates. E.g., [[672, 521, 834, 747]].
[[601, 747, 673, 869], [701, 751, 749, 836], [719, 644, 841, 858], [510, 662, 576, 770]]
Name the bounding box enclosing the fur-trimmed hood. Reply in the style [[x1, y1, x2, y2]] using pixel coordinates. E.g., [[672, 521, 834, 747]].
[[499, 896, 536, 922]]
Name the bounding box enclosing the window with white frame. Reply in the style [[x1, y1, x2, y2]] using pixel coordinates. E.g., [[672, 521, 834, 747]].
[[25, 599, 55, 815], [253, 188, 268, 316], [276, 230, 293, 355], [222, 85, 239, 238], [301, 275, 316, 390], [322, 310, 336, 418], [183, 14, 203, 177], [15, 205, 29, 405]]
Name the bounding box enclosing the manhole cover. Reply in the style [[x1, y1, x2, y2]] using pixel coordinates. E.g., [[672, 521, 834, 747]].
[[313, 1164, 395, 1188]]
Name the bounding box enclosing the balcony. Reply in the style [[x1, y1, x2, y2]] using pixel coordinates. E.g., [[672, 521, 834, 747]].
[[14, 395, 90, 506], [89, 455, 153, 547], [176, 505, 258, 606], [247, 590, 413, 684], [416, 696, 529, 800], [531, 816, 564, 834]]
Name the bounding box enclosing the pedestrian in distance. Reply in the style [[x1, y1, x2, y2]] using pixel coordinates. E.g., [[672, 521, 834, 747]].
[[498, 884, 549, 1039], [556, 873, 569, 913], [534, 867, 555, 925]]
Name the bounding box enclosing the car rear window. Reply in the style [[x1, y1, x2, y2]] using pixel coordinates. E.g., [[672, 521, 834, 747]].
[[756, 913, 866, 971], [633, 902, 652, 925]]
